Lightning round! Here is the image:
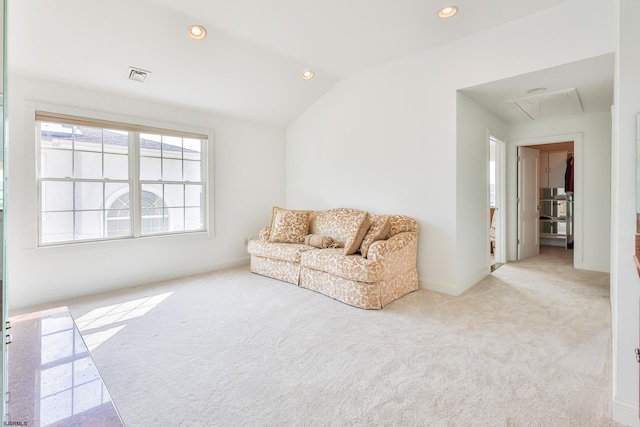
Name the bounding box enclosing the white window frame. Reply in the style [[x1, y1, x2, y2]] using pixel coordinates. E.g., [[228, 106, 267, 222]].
[[35, 110, 210, 247]]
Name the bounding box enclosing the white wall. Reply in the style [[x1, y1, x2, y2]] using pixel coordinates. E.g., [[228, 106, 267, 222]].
[[509, 112, 612, 272], [287, 60, 460, 289], [6, 75, 286, 310], [287, 0, 614, 295], [612, 0, 640, 424], [456, 92, 508, 291]]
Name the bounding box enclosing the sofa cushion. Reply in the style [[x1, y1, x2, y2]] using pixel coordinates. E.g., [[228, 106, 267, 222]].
[[343, 213, 372, 256], [300, 248, 383, 282], [247, 240, 315, 263], [309, 208, 371, 249], [360, 215, 391, 258], [268, 206, 310, 243]]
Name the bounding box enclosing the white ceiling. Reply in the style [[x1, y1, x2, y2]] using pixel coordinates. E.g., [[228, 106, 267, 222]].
[[10, 0, 604, 126], [461, 54, 615, 124]]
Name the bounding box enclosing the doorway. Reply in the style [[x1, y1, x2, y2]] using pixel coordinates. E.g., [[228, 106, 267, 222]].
[[515, 134, 581, 267], [489, 135, 506, 270]]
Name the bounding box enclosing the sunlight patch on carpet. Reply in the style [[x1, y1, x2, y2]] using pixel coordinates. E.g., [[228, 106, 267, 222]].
[[75, 292, 173, 350], [82, 325, 128, 352]]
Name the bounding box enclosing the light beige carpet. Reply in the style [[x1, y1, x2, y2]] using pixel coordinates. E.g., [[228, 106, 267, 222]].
[[34, 246, 622, 426]]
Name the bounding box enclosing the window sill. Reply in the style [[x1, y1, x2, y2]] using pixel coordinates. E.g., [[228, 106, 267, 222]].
[[30, 230, 212, 255]]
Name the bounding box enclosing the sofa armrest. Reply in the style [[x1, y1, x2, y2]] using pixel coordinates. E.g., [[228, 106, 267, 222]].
[[367, 232, 418, 276], [368, 232, 416, 256]]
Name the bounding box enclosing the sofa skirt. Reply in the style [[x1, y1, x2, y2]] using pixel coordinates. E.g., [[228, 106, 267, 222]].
[[250, 256, 419, 310], [299, 267, 383, 309], [250, 256, 300, 285], [380, 269, 419, 307]]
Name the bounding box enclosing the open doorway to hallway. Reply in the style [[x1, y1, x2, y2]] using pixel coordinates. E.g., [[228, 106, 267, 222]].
[[489, 135, 505, 271]]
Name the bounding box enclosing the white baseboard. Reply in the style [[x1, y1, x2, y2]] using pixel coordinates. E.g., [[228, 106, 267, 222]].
[[418, 271, 489, 297], [419, 278, 458, 295], [578, 262, 610, 273], [12, 256, 252, 311], [418, 268, 488, 297], [613, 397, 639, 426], [458, 268, 489, 295]]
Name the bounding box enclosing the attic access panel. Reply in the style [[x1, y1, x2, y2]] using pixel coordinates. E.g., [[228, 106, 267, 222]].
[[507, 88, 583, 120]]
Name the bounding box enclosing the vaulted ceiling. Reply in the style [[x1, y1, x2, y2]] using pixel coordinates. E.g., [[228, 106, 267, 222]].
[[11, 0, 604, 126]]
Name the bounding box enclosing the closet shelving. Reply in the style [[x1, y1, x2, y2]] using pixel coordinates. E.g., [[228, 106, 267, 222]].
[[539, 187, 573, 249]]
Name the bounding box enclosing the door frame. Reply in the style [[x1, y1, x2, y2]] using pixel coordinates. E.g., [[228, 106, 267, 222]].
[[489, 134, 507, 265], [512, 133, 583, 268]]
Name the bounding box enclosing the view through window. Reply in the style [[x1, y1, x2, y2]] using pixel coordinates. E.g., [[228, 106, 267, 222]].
[[37, 114, 207, 245]]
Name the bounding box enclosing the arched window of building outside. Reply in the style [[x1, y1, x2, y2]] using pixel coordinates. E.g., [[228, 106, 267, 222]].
[[107, 191, 166, 236]]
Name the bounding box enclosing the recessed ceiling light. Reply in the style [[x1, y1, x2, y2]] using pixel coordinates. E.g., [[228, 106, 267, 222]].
[[188, 25, 207, 40], [301, 70, 315, 80], [438, 6, 458, 18], [527, 87, 547, 94]]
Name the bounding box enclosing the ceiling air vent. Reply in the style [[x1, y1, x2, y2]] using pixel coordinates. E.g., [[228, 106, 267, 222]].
[[127, 66, 151, 83], [506, 88, 583, 120]]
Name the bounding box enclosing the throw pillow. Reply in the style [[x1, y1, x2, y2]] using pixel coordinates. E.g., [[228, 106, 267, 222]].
[[359, 215, 391, 258], [343, 212, 372, 256], [310, 208, 372, 248], [268, 206, 310, 243], [304, 234, 336, 249], [258, 227, 271, 241]]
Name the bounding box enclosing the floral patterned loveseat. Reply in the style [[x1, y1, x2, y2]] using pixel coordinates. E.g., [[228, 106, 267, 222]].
[[247, 207, 419, 309]]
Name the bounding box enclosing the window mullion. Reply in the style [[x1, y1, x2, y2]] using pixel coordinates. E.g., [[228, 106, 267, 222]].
[[131, 132, 141, 237], [202, 138, 208, 233]]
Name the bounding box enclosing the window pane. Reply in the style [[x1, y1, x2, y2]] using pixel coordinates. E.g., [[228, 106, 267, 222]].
[[106, 210, 130, 237], [142, 218, 165, 234], [141, 185, 164, 208], [140, 186, 165, 235], [74, 126, 103, 152], [41, 149, 73, 179], [165, 207, 184, 232], [108, 194, 128, 210], [42, 181, 73, 212], [183, 138, 201, 161], [106, 208, 130, 218], [162, 136, 182, 160], [75, 182, 103, 210], [143, 207, 164, 218], [75, 211, 103, 241], [140, 157, 161, 181], [105, 183, 130, 208], [184, 160, 201, 182], [164, 184, 184, 208], [75, 151, 102, 179], [185, 207, 203, 231], [41, 122, 74, 148], [185, 185, 202, 207], [41, 212, 74, 244], [104, 153, 128, 180], [103, 129, 129, 154], [140, 133, 162, 157], [163, 159, 182, 181]]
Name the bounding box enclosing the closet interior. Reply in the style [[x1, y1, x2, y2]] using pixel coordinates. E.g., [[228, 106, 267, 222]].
[[530, 141, 574, 249]]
